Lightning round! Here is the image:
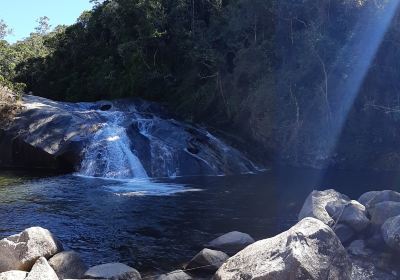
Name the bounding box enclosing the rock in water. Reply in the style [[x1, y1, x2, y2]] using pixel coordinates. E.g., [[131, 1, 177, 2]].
[[298, 189, 350, 226], [381, 215, 400, 252], [25, 257, 59, 280], [184, 248, 228, 273], [214, 218, 352, 280], [84, 262, 141, 279], [0, 227, 63, 272], [205, 231, 254, 254], [371, 201, 400, 226], [48, 251, 88, 279], [0, 271, 28, 280]]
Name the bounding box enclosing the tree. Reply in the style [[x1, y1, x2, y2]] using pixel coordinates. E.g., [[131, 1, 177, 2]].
[[35, 16, 51, 35], [0, 19, 12, 40]]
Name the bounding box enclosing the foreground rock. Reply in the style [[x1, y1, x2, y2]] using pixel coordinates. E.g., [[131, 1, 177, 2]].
[[184, 248, 228, 273], [205, 231, 254, 254], [298, 189, 350, 226], [0, 270, 28, 280], [215, 217, 351, 280], [49, 251, 88, 279], [381, 215, 400, 252], [25, 257, 59, 280], [84, 263, 141, 280], [0, 227, 63, 272]]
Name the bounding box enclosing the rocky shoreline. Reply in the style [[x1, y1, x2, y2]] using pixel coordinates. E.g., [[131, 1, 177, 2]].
[[1, 189, 400, 279]]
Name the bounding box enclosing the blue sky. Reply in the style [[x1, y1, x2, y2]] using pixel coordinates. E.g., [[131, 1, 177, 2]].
[[0, 0, 94, 43]]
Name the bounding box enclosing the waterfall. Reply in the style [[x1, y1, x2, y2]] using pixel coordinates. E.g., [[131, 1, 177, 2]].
[[80, 111, 148, 179]]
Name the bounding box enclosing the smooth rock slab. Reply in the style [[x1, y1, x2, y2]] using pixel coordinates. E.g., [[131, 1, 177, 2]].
[[84, 263, 141, 280], [381, 215, 400, 252], [184, 248, 228, 273], [49, 251, 88, 279], [204, 231, 254, 254], [25, 257, 59, 280], [0, 270, 28, 280], [0, 227, 63, 272], [298, 189, 350, 226], [214, 217, 352, 280]]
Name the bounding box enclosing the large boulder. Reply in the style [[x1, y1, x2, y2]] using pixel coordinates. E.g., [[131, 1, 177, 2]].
[[381, 215, 400, 252], [25, 257, 59, 280], [0, 227, 63, 272], [184, 248, 228, 273], [0, 270, 28, 280], [205, 231, 254, 254], [214, 218, 352, 280], [347, 240, 373, 258], [157, 270, 193, 280], [370, 201, 400, 226], [48, 251, 88, 279], [326, 200, 370, 232], [358, 190, 400, 215], [84, 263, 141, 280], [298, 189, 350, 226]]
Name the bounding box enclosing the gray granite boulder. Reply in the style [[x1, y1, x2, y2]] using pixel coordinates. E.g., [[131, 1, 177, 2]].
[[358, 190, 400, 215], [205, 231, 254, 254], [184, 248, 228, 273], [0, 270, 28, 280], [326, 200, 370, 232], [49, 251, 88, 279], [25, 257, 59, 280], [214, 217, 351, 280], [157, 270, 193, 280], [371, 201, 400, 226], [0, 227, 63, 272], [84, 263, 141, 280], [298, 189, 350, 226], [381, 215, 400, 252]]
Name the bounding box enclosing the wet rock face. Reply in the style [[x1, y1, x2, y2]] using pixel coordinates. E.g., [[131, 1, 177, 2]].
[[214, 218, 352, 280], [0, 95, 258, 177]]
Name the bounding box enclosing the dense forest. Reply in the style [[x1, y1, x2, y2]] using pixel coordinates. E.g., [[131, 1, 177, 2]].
[[2, 0, 400, 169]]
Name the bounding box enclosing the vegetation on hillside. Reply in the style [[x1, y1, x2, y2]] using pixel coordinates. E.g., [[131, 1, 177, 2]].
[[2, 0, 400, 169]]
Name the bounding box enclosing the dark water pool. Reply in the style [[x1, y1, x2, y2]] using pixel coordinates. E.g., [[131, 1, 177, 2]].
[[0, 167, 399, 275]]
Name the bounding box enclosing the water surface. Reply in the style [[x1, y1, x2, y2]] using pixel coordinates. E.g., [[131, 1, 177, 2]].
[[0, 167, 399, 275]]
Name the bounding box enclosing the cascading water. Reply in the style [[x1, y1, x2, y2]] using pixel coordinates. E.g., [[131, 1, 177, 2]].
[[80, 111, 148, 179]]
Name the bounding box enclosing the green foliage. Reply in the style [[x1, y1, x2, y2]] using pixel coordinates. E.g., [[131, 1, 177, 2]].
[[3, 0, 400, 167]]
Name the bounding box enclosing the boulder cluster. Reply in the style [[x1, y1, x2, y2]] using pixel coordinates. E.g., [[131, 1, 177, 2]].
[[2, 189, 400, 279]]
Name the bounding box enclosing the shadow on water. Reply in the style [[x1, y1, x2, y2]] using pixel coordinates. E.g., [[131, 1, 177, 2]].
[[0, 167, 400, 274]]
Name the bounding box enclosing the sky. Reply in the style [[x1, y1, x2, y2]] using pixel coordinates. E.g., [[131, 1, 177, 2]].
[[0, 0, 94, 43]]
